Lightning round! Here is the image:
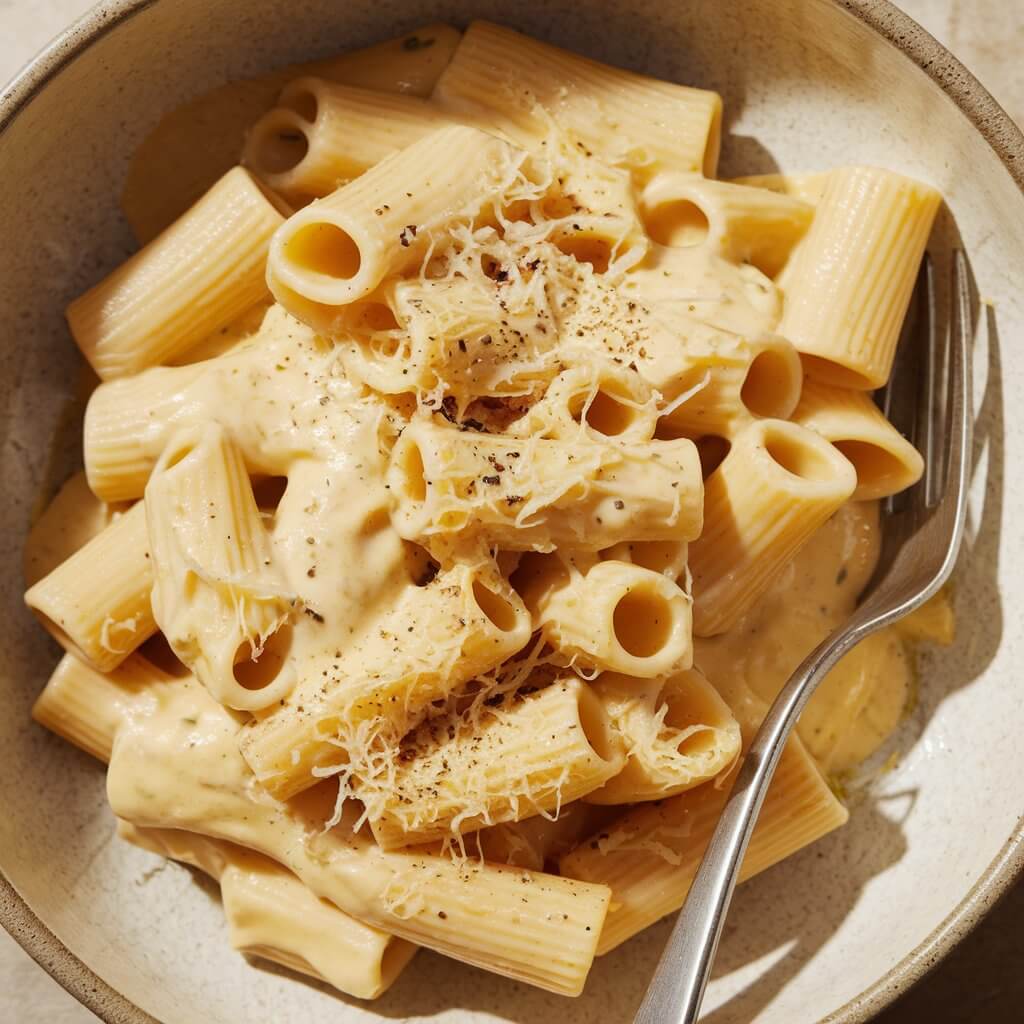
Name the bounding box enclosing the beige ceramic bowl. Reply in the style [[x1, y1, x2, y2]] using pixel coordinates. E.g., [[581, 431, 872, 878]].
[[1, 1, 1021, 1021]]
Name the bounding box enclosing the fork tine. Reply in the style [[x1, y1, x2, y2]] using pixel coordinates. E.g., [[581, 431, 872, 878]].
[[879, 253, 932, 516], [916, 252, 943, 508], [938, 249, 972, 513]]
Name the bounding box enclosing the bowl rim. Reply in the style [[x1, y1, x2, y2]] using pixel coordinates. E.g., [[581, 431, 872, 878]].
[[1, 1, 1022, 1022]]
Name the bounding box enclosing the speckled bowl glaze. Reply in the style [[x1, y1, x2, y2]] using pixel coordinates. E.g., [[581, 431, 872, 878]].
[[1, 1, 1021, 1021]]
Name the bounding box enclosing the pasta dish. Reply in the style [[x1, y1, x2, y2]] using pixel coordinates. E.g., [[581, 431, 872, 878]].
[[23, 21, 952, 1001]]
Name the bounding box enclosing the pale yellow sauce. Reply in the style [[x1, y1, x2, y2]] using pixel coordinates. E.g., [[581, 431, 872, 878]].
[[697, 500, 911, 772]]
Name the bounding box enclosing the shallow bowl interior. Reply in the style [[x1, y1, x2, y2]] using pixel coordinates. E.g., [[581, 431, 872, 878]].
[[1, 1, 1021, 1022]]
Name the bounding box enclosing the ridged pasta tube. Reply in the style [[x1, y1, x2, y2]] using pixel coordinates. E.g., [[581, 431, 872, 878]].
[[84, 363, 209, 501], [511, 364, 659, 444], [690, 419, 857, 636], [778, 166, 941, 389], [240, 562, 532, 800], [108, 689, 611, 996], [560, 735, 847, 953], [640, 173, 814, 278], [31, 652, 178, 763], [533, 560, 693, 678], [244, 78, 452, 204], [25, 501, 156, 671], [434, 21, 722, 177], [641, 325, 803, 438], [387, 420, 703, 555], [267, 125, 528, 321], [584, 670, 741, 804], [368, 678, 626, 849], [120, 823, 417, 1000], [340, 274, 560, 400], [34, 657, 416, 1002], [145, 425, 296, 711], [791, 376, 923, 500], [67, 167, 286, 379]]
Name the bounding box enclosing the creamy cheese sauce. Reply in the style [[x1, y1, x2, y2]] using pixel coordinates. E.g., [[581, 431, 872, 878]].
[[697, 500, 911, 772]]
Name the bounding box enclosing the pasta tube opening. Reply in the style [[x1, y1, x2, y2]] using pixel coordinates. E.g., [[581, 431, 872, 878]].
[[246, 108, 310, 176], [538, 561, 693, 678], [232, 624, 294, 693], [470, 579, 521, 634], [833, 440, 916, 498], [763, 422, 845, 484], [284, 221, 363, 281], [642, 198, 710, 248], [552, 230, 613, 274], [740, 341, 803, 420], [695, 435, 731, 478], [612, 584, 678, 658], [569, 388, 641, 438], [576, 682, 624, 766]]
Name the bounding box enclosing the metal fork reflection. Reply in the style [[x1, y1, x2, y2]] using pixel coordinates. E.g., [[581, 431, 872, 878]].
[[633, 251, 973, 1024]]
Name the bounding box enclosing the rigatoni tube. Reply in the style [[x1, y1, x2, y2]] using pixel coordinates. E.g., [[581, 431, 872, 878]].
[[778, 165, 941, 389], [108, 689, 611, 996], [120, 824, 417, 1001], [534, 561, 693, 679], [267, 124, 527, 323], [84, 362, 208, 501], [640, 326, 802, 438], [585, 669, 741, 804], [434, 21, 722, 177], [240, 562, 532, 800], [791, 376, 923, 500], [561, 735, 847, 953], [67, 167, 286, 379], [511, 364, 659, 444], [368, 678, 625, 849], [640, 173, 814, 278], [31, 652, 178, 763], [387, 419, 703, 555], [244, 78, 451, 203], [145, 425, 295, 712], [689, 419, 856, 636], [25, 501, 156, 671]]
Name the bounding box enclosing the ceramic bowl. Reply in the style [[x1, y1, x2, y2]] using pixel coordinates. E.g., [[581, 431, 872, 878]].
[[1, 1, 1022, 1021]]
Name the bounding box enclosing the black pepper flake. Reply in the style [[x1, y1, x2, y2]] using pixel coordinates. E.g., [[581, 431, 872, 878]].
[[482, 474, 501, 486], [614, 499, 625, 510], [439, 396, 458, 423], [836, 566, 848, 585], [304, 608, 325, 624], [307, 567, 317, 578], [458, 339, 467, 352], [399, 224, 418, 247], [506, 495, 524, 506]]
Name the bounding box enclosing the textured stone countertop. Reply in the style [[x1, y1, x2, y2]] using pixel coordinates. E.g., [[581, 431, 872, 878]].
[[0, 1, 1021, 1021]]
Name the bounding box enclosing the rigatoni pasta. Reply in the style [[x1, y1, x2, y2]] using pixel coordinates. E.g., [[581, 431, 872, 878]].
[[29, 19, 942, 1007], [244, 78, 451, 204], [778, 165, 941, 389], [68, 167, 286, 379]]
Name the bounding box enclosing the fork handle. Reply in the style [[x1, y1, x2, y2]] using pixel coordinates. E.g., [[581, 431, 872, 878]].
[[633, 620, 872, 1024]]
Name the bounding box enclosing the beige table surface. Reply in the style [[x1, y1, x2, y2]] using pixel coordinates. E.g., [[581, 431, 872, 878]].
[[1, 1, 1022, 1021]]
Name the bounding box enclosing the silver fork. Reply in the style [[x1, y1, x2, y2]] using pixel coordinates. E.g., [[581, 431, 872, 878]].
[[633, 250, 973, 1024]]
